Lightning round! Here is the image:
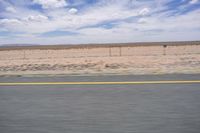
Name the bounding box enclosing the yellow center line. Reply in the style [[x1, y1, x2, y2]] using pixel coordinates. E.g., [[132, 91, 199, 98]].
[[0, 80, 200, 85]]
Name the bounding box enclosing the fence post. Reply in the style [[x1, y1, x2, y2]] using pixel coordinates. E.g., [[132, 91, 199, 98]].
[[109, 47, 111, 57], [163, 45, 167, 55], [23, 50, 26, 59], [119, 47, 121, 56]]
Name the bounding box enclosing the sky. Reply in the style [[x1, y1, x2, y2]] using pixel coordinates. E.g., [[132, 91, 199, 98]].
[[0, 0, 200, 45]]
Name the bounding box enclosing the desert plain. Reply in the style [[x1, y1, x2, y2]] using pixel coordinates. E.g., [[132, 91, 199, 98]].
[[0, 41, 200, 76]]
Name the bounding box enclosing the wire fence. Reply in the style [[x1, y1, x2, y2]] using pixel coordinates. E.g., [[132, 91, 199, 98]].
[[0, 45, 199, 60]]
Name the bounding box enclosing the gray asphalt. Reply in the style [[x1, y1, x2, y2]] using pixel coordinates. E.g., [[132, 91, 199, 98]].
[[0, 74, 200, 133]]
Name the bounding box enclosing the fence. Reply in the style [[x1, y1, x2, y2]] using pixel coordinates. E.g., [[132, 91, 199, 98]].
[[0, 44, 200, 60]]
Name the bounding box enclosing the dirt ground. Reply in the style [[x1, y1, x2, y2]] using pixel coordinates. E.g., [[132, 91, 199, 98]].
[[1, 42, 200, 76], [0, 54, 200, 76]]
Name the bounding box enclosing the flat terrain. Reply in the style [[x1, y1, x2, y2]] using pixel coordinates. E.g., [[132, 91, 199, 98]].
[[1, 54, 200, 76], [1, 41, 199, 50], [0, 74, 200, 133], [0, 41, 200, 76]]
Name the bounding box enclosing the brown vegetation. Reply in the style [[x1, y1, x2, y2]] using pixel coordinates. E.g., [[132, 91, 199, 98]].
[[0, 41, 200, 76]]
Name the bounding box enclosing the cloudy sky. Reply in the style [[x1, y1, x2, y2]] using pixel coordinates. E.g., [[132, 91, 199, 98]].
[[0, 0, 200, 45]]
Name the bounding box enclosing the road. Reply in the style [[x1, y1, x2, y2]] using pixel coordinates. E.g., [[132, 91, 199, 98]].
[[0, 74, 200, 133]]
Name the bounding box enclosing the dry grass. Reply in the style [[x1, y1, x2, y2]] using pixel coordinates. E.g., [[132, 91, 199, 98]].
[[0, 41, 200, 76]]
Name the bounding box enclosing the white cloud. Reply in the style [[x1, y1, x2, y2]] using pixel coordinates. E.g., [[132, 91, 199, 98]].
[[0, 3, 140, 34], [189, 0, 199, 4], [24, 15, 48, 22], [138, 18, 148, 24], [5, 6, 17, 13], [139, 8, 150, 16], [0, 19, 22, 25], [0, 0, 200, 44], [68, 8, 78, 14], [33, 0, 67, 9]]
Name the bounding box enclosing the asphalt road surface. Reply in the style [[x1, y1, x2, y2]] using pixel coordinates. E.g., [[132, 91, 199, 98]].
[[0, 74, 200, 133]]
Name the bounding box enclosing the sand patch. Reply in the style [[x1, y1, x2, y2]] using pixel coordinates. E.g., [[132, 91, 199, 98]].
[[0, 55, 200, 76]]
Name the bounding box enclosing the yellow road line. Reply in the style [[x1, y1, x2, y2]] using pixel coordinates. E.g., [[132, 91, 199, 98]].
[[0, 80, 200, 86]]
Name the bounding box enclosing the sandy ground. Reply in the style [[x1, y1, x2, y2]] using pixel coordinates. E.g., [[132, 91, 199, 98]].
[[1, 42, 200, 76], [0, 54, 200, 76]]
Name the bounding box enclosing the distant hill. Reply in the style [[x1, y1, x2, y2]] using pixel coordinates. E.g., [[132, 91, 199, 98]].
[[0, 41, 199, 51], [0, 44, 39, 47]]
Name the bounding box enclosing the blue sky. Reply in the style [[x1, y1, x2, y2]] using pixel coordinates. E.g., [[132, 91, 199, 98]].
[[0, 0, 200, 45]]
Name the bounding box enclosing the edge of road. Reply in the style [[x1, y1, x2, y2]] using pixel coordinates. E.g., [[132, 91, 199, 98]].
[[0, 74, 200, 86]]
